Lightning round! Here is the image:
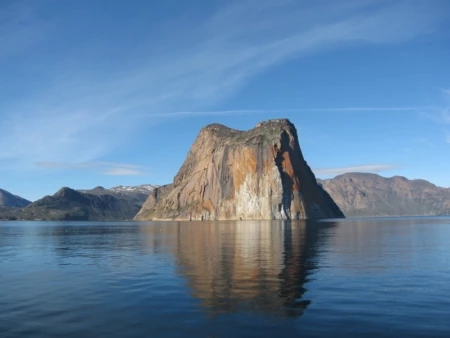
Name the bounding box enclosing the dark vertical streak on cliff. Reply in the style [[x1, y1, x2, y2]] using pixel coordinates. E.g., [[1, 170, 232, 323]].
[[220, 146, 234, 200]]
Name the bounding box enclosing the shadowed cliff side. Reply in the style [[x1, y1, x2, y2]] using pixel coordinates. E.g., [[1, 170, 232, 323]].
[[135, 119, 344, 220]]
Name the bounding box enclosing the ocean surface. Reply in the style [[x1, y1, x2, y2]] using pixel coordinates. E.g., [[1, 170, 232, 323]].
[[1, 218, 450, 337]]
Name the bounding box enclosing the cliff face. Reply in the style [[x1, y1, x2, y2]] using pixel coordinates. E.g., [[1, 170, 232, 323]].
[[318, 173, 450, 217], [135, 184, 173, 219], [135, 119, 344, 221]]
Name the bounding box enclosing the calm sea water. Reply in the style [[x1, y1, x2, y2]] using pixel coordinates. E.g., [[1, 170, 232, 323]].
[[1, 218, 450, 337]]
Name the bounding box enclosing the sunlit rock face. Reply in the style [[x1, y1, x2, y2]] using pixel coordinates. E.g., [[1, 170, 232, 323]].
[[135, 119, 344, 220]]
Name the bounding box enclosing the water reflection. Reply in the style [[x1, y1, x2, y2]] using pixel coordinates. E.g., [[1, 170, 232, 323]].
[[140, 220, 336, 317], [2, 219, 450, 336]]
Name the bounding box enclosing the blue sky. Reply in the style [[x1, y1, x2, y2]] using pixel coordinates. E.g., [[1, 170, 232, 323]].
[[1, 0, 450, 201]]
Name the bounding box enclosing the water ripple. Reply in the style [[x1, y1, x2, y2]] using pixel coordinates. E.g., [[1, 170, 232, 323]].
[[1, 219, 450, 337]]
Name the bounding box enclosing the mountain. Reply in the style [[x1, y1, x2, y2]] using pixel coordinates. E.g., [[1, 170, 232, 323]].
[[318, 173, 450, 217], [109, 184, 157, 194], [135, 119, 344, 220], [0, 186, 150, 221], [0, 189, 31, 207], [79, 185, 153, 205]]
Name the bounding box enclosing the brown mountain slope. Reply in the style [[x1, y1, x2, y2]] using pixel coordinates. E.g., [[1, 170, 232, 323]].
[[318, 173, 450, 217], [135, 119, 344, 221]]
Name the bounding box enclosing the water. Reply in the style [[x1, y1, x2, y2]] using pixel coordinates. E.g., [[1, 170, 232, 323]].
[[1, 218, 450, 337]]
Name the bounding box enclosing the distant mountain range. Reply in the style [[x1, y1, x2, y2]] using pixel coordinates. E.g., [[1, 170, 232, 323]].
[[1, 175, 449, 220], [318, 173, 450, 217], [79, 184, 157, 196], [0, 185, 154, 221], [0, 188, 31, 208], [109, 184, 158, 194]]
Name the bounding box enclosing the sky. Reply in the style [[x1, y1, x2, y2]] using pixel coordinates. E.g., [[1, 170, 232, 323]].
[[1, 0, 450, 201]]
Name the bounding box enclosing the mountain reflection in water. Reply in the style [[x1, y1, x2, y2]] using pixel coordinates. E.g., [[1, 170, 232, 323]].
[[139, 220, 336, 317], [2, 218, 450, 337]]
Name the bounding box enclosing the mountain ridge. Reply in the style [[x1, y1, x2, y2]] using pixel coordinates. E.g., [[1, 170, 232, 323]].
[[0, 185, 151, 221], [2, 173, 449, 220], [318, 172, 450, 217], [0, 188, 31, 208]]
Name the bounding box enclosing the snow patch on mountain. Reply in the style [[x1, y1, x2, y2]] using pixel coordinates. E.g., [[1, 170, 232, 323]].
[[109, 184, 157, 194]]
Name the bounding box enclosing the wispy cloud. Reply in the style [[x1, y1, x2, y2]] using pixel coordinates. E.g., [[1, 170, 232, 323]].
[[314, 164, 399, 177], [1, 0, 448, 166], [420, 90, 450, 143], [442, 92, 450, 140], [139, 106, 433, 119], [442, 109, 450, 124], [103, 168, 143, 176], [421, 108, 450, 124], [34, 161, 146, 176], [446, 133, 450, 144]]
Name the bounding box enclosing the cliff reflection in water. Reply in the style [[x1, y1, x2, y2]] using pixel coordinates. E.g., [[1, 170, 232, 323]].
[[140, 220, 336, 317]]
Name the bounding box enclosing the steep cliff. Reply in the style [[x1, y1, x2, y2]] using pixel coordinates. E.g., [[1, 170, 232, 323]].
[[135, 184, 173, 219], [135, 119, 344, 220]]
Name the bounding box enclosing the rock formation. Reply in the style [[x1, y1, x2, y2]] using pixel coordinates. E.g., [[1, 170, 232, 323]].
[[135, 119, 344, 220]]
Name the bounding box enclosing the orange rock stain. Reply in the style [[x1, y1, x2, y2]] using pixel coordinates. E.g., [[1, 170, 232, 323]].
[[231, 148, 258, 190]]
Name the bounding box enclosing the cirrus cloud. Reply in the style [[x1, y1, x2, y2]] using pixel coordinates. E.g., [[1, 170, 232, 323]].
[[1, 0, 449, 166], [34, 161, 146, 176]]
